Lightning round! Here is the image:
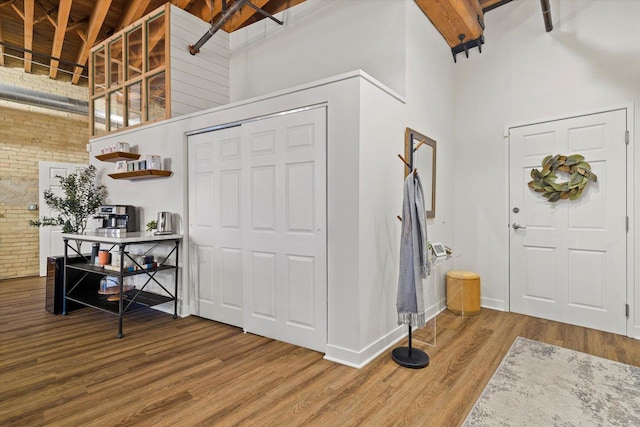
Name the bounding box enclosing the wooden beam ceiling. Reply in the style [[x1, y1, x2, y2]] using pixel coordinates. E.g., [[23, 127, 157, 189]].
[[0, 0, 518, 84], [49, 0, 72, 78], [169, 0, 193, 10], [415, 0, 484, 48], [71, 0, 112, 84], [187, 0, 220, 23], [116, 0, 152, 31], [223, 0, 270, 32], [0, 0, 307, 84], [23, 0, 33, 72]]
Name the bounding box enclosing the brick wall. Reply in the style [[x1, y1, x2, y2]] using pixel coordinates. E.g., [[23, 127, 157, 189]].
[[0, 66, 89, 279]]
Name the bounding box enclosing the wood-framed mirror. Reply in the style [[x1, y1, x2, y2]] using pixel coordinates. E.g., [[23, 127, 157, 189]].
[[404, 128, 436, 218]]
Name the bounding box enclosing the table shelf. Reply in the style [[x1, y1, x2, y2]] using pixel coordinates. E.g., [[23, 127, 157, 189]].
[[62, 234, 182, 338], [67, 262, 176, 277], [66, 287, 171, 315]]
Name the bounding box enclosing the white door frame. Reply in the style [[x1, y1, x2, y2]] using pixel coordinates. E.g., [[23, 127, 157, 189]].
[[38, 161, 88, 276], [504, 104, 635, 338]]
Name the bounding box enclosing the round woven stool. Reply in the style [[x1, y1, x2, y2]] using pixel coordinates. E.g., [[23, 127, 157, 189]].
[[446, 270, 481, 316]]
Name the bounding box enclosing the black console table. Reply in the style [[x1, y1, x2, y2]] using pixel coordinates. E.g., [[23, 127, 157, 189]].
[[61, 232, 182, 338]]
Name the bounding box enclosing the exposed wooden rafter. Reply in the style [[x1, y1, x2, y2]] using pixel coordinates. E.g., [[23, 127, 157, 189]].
[[116, 0, 152, 31], [0, 0, 306, 84], [223, 0, 270, 32], [230, 0, 304, 30], [170, 0, 194, 10], [49, 0, 72, 79], [23, 0, 34, 72], [71, 0, 112, 84], [187, 0, 220, 23], [415, 0, 484, 48]]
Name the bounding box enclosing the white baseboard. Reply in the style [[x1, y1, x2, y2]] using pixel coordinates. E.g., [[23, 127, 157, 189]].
[[632, 325, 640, 340], [481, 297, 507, 311], [324, 325, 407, 369], [324, 299, 446, 368]]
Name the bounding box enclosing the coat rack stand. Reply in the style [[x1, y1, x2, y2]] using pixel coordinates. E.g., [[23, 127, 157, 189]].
[[392, 133, 431, 369], [392, 324, 429, 368]]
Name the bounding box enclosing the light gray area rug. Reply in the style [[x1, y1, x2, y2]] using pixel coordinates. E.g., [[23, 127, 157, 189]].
[[463, 337, 640, 426]]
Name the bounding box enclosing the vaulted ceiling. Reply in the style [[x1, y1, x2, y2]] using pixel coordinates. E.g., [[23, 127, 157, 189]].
[[0, 0, 304, 85], [0, 0, 523, 86]]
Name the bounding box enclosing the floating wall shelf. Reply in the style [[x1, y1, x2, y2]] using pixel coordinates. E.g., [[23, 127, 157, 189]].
[[108, 170, 172, 180], [95, 152, 141, 162]]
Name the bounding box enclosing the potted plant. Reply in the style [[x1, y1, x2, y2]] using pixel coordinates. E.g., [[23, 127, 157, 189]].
[[30, 165, 108, 236], [146, 220, 157, 233]]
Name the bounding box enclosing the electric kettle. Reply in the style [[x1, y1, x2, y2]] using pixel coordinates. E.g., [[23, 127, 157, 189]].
[[156, 211, 173, 234]]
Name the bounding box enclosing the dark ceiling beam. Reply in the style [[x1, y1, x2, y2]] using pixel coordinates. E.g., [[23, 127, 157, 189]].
[[479, 0, 513, 13]]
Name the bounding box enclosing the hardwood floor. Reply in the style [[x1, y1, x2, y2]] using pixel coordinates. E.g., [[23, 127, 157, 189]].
[[1, 276, 638, 426]]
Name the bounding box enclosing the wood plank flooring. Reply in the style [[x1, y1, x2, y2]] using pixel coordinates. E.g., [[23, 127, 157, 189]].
[[1, 276, 638, 426]]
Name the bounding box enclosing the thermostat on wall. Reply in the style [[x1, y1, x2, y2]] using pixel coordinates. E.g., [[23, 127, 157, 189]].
[[431, 242, 446, 257]]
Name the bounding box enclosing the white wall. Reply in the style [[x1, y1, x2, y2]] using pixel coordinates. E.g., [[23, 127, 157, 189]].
[[170, 5, 230, 115], [229, 0, 406, 101], [452, 0, 640, 337], [404, 0, 457, 317]]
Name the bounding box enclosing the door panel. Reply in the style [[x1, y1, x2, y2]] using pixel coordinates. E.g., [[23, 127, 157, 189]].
[[189, 126, 244, 327], [509, 109, 627, 335], [241, 108, 327, 352], [286, 254, 316, 327]]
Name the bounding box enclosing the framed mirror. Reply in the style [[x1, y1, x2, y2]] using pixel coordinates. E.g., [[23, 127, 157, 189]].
[[404, 128, 436, 218]]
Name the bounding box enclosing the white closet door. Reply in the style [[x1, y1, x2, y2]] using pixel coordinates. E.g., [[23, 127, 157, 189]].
[[241, 107, 327, 353], [189, 126, 244, 327]]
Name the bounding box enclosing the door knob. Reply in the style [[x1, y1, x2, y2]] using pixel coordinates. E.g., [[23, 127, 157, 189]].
[[512, 222, 527, 230]]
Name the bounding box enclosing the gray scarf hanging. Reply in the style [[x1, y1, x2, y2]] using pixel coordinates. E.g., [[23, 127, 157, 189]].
[[396, 172, 430, 327]]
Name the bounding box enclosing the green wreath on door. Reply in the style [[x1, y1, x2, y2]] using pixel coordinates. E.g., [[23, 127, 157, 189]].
[[527, 154, 597, 202]]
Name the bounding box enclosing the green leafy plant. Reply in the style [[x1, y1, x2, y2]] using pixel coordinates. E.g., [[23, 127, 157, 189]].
[[146, 220, 157, 231], [528, 154, 597, 202], [29, 165, 108, 234]]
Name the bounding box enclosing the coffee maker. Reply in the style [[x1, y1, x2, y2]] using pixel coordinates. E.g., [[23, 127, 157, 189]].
[[95, 205, 137, 235]]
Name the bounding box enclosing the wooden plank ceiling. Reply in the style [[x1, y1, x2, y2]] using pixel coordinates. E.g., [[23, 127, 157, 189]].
[[0, 0, 516, 86], [0, 0, 304, 84]]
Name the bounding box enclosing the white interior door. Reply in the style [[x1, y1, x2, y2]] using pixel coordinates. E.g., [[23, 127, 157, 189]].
[[38, 161, 87, 276], [509, 109, 628, 335], [188, 107, 327, 352], [240, 108, 327, 353], [189, 126, 244, 327]]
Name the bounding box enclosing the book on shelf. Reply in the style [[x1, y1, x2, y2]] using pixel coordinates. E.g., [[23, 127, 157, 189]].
[[103, 263, 158, 272]]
